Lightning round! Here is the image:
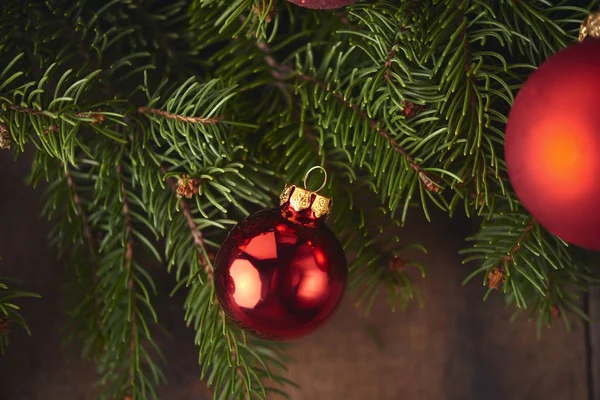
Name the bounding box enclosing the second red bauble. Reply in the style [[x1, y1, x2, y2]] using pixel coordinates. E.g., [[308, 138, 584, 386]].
[[505, 38, 600, 250], [286, 0, 358, 9]]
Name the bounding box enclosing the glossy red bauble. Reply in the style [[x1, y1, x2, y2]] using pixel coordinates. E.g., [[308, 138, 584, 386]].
[[286, 0, 359, 9], [214, 204, 347, 341], [505, 38, 600, 250]]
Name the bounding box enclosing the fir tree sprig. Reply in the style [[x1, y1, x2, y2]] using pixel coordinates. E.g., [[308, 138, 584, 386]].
[[291, 42, 461, 222], [462, 200, 599, 336], [0, 55, 127, 161], [493, 0, 597, 64], [191, 0, 279, 41], [29, 151, 107, 360], [0, 275, 40, 355], [92, 149, 166, 400]]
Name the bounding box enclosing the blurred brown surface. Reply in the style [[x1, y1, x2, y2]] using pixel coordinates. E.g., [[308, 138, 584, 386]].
[[280, 215, 588, 400], [0, 151, 590, 400]]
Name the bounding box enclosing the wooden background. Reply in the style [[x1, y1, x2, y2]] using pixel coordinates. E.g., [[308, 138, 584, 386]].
[[0, 151, 597, 400]]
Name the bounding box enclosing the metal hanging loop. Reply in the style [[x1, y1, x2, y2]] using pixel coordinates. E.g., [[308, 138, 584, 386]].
[[303, 166, 328, 193]]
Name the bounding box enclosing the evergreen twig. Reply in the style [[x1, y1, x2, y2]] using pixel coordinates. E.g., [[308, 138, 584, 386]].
[[296, 73, 439, 192], [0, 276, 40, 355], [138, 107, 224, 125], [162, 168, 212, 271], [116, 162, 139, 397], [64, 166, 103, 332]]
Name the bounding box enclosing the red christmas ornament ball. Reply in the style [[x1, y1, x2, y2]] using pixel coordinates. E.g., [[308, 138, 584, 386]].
[[214, 186, 347, 340], [505, 38, 600, 250], [286, 0, 358, 9]]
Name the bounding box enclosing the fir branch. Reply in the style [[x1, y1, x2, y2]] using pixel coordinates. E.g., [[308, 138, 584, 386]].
[[230, 344, 251, 398], [0, 59, 127, 161], [1, 103, 106, 125], [24, 3, 116, 100], [254, 40, 293, 108], [495, 1, 596, 64], [138, 106, 223, 125], [4, 103, 44, 116], [0, 275, 40, 355], [162, 168, 211, 272], [501, 217, 537, 264], [296, 73, 439, 192], [65, 167, 96, 253], [256, 40, 293, 81], [31, 153, 107, 361], [462, 204, 598, 335], [416, 0, 516, 214], [126, 0, 192, 78], [455, 3, 478, 138], [63, 165, 104, 335], [92, 148, 164, 400], [191, 0, 280, 41], [116, 162, 139, 397], [383, 41, 400, 85], [140, 77, 240, 165]]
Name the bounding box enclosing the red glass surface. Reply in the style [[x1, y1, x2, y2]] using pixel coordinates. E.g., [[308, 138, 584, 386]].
[[505, 38, 600, 250], [214, 206, 347, 341]]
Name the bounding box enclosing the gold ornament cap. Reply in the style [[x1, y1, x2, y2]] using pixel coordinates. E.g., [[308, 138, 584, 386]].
[[579, 12, 600, 42], [279, 166, 333, 219]]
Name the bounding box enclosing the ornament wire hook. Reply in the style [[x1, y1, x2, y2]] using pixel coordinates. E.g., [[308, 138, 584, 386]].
[[303, 166, 327, 193]]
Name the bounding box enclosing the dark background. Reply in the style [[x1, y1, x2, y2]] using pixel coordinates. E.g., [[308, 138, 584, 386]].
[[1, 150, 599, 400]]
